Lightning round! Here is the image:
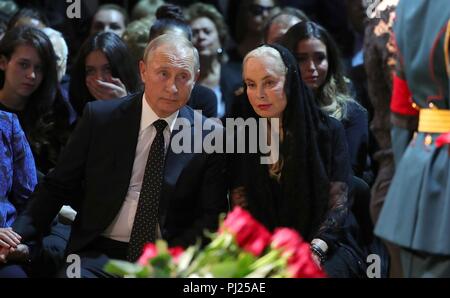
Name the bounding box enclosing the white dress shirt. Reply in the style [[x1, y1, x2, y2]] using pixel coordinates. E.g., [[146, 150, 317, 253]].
[[102, 94, 178, 242]]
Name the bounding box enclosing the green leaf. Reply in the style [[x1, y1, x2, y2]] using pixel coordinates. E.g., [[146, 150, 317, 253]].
[[249, 250, 280, 270], [155, 240, 168, 254], [104, 260, 144, 277], [235, 253, 257, 277], [176, 246, 198, 275], [152, 266, 172, 278], [244, 263, 277, 278], [210, 261, 239, 278], [150, 253, 172, 268], [184, 250, 208, 276], [135, 266, 153, 278]]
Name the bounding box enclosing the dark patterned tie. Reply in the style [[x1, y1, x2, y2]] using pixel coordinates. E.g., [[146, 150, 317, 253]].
[[127, 119, 168, 262]]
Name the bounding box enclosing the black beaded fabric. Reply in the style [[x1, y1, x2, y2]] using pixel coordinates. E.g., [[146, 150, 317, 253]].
[[127, 119, 168, 262]]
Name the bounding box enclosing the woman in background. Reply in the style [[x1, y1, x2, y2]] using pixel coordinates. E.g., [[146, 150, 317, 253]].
[[0, 25, 73, 277], [0, 26, 70, 175], [281, 21, 370, 181], [69, 31, 141, 117], [186, 2, 242, 119]]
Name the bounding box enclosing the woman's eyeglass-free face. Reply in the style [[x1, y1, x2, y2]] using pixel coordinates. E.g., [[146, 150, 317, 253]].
[[248, 4, 275, 16]]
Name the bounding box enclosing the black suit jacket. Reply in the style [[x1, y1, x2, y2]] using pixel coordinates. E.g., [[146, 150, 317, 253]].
[[220, 63, 243, 119], [13, 93, 228, 254], [188, 84, 217, 118]]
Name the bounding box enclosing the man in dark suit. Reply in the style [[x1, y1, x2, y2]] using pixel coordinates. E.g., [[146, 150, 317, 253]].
[[1, 34, 228, 277], [188, 83, 218, 118]]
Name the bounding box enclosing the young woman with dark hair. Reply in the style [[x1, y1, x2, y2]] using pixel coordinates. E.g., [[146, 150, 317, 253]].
[[0, 26, 72, 277], [69, 31, 141, 117], [280, 21, 369, 180], [0, 25, 70, 175]]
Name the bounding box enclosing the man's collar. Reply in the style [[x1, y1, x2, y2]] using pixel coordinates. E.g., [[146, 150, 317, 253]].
[[140, 93, 179, 132]]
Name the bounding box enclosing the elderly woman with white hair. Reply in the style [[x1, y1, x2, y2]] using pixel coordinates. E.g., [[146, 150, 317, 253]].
[[42, 27, 77, 125]]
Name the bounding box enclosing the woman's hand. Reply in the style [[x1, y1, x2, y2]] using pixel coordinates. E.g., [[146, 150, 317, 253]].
[[230, 186, 248, 208], [310, 238, 328, 267], [7, 244, 30, 263], [311, 251, 322, 268], [86, 76, 127, 100], [0, 228, 22, 263]]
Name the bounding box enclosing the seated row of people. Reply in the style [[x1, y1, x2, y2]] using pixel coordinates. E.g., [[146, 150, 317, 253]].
[[0, 3, 378, 278], [0, 30, 381, 278]]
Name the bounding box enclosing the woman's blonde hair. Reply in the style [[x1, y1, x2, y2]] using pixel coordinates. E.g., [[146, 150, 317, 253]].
[[318, 76, 354, 120], [243, 45, 287, 78]]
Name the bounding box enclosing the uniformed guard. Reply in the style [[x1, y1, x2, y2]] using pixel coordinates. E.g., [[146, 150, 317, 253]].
[[375, 0, 450, 277]]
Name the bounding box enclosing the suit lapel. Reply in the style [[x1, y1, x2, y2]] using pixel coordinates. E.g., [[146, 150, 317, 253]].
[[112, 93, 142, 189], [159, 106, 196, 222], [165, 107, 195, 182]]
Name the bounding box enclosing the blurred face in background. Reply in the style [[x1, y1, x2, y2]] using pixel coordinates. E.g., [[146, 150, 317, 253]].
[[90, 9, 126, 37], [295, 37, 329, 90], [191, 17, 221, 58], [266, 14, 302, 44], [247, 0, 277, 33], [346, 0, 366, 34]]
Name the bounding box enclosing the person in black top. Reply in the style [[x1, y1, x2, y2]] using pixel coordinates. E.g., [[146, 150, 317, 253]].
[[229, 44, 370, 277], [0, 26, 70, 176], [280, 21, 370, 181]]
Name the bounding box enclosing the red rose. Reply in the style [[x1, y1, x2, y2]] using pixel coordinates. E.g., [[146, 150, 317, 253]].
[[271, 228, 304, 261], [241, 224, 272, 256], [221, 207, 271, 256], [169, 247, 184, 264], [138, 243, 158, 266], [221, 207, 252, 234], [287, 243, 327, 278], [138, 244, 185, 266]]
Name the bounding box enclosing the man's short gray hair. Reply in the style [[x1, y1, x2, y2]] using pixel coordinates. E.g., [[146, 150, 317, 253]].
[[143, 33, 200, 73]]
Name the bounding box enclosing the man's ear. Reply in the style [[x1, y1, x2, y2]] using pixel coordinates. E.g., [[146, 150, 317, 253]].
[[139, 60, 146, 83], [191, 69, 200, 91], [0, 55, 8, 71], [194, 68, 200, 82]]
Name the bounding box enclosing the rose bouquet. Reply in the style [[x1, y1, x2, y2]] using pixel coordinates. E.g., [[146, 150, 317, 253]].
[[104, 206, 326, 278]]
